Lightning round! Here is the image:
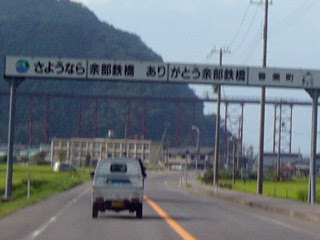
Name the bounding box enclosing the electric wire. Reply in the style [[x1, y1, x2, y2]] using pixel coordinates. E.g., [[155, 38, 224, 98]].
[[232, 4, 261, 55], [272, 0, 320, 32], [242, 20, 264, 64], [206, 3, 257, 61], [228, 4, 251, 48]]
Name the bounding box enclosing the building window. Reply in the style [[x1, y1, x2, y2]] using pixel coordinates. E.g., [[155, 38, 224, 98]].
[[74, 142, 80, 148], [81, 142, 87, 148], [108, 143, 114, 149], [137, 144, 142, 150], [136, 153, 142, 159], [107, 153, 112, 158], [129, 143, 135, 150], [144, 144, 149, 150], [94, 152, 100, 158], [94, 143, 100, 149], [129, 153, 135, 158], [54, 142, 60, 147], [61, 141, 68, 147], [115, 143, 121, 149], [74, 152, 80, 157], [144, 154, 149, 160], [81, 151, 87, 157]]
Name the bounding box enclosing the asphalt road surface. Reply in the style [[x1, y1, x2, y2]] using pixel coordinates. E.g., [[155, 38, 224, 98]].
[[1, 172, 320, 240]]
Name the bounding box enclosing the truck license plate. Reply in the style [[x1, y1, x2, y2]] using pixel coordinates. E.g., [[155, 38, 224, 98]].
[[111, 201, 124, 208]]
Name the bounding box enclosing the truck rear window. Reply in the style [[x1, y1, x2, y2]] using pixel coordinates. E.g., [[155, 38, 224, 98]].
[[110, 163, 127, 173]]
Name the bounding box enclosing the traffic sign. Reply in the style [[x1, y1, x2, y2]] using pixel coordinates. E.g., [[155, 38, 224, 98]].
[[87, 59, 167, 82], [249, 66, 320, 89], [5, 56, 320, 89], [5, 56, 87, 79]]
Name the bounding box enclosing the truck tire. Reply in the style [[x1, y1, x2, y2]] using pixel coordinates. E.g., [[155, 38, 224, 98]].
[[92, 203, 99, 218], [136, 204, 143, 219]]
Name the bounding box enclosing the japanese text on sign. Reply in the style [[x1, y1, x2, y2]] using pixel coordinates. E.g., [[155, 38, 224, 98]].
[[34, 60, 86, 76], [87, 60, 167, 82], [168, 64, 248, 84], [5, 56, 87, 79], [5, 56, 320, 89], [249, 67, 320, 89]]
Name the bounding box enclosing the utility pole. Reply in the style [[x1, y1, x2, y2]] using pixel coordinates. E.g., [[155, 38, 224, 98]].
[[156, 126, 167, 170], [192, 125, 200, 172], [277, 100, 282, 181], [306, 89, 319, 204], [209, 47, 230, 187], [251, 0, 271, 195], [232, 137, 236, 184]]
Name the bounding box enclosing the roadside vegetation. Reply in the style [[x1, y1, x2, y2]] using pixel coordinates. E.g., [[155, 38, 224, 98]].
[[0, 164, 91, 218], [199, 170, 319, 203]]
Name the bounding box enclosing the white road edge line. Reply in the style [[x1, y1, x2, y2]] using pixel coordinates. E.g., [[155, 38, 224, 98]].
[[24, 187, 90, 240], [167, 179, 319, 238]]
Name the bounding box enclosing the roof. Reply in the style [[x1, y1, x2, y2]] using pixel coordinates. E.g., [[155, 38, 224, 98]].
[[264, 152, 301, 158], [99, 157, 140, 163], [168, 147, 214, 155]]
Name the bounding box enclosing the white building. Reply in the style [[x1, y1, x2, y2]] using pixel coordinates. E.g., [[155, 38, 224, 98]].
[[50, 137, 163, 166]]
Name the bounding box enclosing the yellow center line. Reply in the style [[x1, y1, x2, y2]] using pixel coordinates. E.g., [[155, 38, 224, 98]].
[[144, 195, 197, 240]]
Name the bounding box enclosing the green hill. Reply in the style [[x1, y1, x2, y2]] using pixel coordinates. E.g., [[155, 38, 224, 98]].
[[0, 0, 225, 147]]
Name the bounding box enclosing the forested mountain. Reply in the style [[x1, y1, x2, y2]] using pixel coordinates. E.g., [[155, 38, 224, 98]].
[[0, 0, 226, 146]]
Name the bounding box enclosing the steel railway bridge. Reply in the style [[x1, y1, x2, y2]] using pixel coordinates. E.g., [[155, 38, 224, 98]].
[[0, 90, 312, 154]]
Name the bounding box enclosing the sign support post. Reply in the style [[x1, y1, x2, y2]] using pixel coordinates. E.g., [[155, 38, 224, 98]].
[[213, 85, 221, 187], [306, 89, 319, 204], [4, 78, 23, 200], [4, 55, 320, 204]]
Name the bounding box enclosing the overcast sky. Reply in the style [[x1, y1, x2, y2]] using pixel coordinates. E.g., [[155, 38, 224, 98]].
[[73, 0, 320, 155]]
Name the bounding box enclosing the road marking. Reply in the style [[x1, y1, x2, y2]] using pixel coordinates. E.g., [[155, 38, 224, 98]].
[[24, 187, 90, 240], [144, 195, 197, 240]]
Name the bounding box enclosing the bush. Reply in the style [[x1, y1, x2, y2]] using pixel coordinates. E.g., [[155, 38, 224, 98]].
[[265, 170, 277, 181], [0, 155, 7, 163], [219, 182, 232, 189], [202, 170, 213, 184], [219, 170, 233, 179], [30, 152, 46, 165], [296, 189, 308, 202], [248, 172, 257, 180]]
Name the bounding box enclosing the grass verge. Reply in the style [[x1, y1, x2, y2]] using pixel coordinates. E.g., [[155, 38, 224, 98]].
[[0, 164, 91, 218], [199, 172, 319, 203]]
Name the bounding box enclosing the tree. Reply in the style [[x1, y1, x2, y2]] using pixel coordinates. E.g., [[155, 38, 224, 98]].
[[31, 152, 46, 165], [58, 151, 66, 163], [85, 154, 91, 167]]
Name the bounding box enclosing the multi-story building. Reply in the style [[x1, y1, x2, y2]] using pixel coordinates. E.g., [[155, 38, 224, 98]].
[[50, 137, 163, 166]]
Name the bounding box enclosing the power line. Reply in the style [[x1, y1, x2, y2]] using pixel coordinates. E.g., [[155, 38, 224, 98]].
[[232, 4, 261, 54], [228, 4, 251, 48], [242, 20, 264, 63], [272, 0, 320, 32]]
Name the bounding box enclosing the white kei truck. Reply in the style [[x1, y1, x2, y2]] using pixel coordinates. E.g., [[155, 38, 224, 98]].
[[91, 158, 146, 219]]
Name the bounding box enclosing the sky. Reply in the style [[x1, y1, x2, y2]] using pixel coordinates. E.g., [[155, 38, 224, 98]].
[[73, 0, 320, 155]]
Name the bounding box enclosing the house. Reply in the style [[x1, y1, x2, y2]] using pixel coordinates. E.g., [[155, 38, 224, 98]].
[[260, 152, 303, 169], [166, 147, 215, 170]]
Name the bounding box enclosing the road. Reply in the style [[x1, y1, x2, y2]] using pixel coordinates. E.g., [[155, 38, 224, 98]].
[[1, 172, 320, 240]]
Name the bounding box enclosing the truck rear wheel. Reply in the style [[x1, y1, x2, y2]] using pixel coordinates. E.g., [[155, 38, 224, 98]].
[[92, 203, 99, 218], [136, 204, 143, 219]]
